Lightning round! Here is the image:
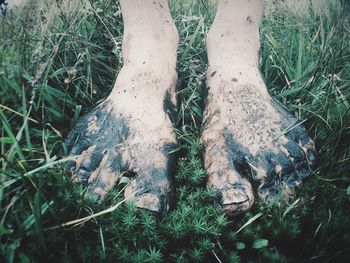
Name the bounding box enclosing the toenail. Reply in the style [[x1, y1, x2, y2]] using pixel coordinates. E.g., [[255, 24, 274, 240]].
[[135, 193, 161, 212], [221, 188, 249, 205]]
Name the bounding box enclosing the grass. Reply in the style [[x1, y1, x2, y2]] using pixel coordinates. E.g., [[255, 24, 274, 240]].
[[1, 0, 350, 262]]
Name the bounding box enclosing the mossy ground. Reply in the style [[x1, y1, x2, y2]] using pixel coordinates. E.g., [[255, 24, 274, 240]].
[[1, 0, 350, 262]]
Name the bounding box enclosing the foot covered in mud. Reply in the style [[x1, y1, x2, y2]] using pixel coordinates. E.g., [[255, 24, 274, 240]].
[[201, 69, 316, 215], [65, 72, 178, 215]]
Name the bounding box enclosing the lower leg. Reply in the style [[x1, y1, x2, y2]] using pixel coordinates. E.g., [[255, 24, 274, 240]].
[[66, 0, 179, 214], [118, 0, 178, 73], [202, 0, 316, 215], [207, 0, 264, 85], [110, 0, 179, 126]]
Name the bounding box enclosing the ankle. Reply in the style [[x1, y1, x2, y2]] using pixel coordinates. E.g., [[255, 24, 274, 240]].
[[206, 65, 269, 96], [121, 26, 178, 70], [206, 0, 264, 67], [119, 0, 179, 68], [111, 67, 177, 98], [206, 29, 260, 67]]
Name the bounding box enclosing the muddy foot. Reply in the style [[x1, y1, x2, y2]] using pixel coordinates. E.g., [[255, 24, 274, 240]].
[[65, 71, 178, 215], [201, 69, 316, 215]]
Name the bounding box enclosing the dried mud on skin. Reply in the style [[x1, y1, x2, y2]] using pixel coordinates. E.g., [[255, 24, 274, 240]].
[[66, 99, 178, 215], [201, 80, 316, 215]]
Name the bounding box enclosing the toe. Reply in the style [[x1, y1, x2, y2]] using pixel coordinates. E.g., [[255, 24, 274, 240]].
[[255, 145, 310, 200], [258, 167, 309, 201], [257, 180, 279, 201], [123, 142, 177, 215], [208, 172, 254, 216], [124, 167, 173, 215], [70, 145, 96, 175], [133, 192, 163, 213], [286, 125, 317, 167], [299, 138, 317, 167], [85, 168, 121, 201], [85, 149, 124, 199], [273, 102, 317, 167], [220, 181, 255, 216], [203, 137, 254, 215], [283, 168, 308, 188], [65, 103, 131, 201], [208, 176, 254, 216], [69, 138, 92, 157], [78, 147, 104, 174], [71, 147, 124, 201]]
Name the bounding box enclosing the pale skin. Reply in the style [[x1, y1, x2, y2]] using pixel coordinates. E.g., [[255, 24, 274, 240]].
[[66, 0, 317, 216]]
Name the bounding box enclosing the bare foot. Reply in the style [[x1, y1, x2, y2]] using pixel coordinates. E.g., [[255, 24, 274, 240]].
[[65, 0, 179, 215], [202, 0, 316, 216], [66, 69, 178, 215], [201, 66, 316, 215]]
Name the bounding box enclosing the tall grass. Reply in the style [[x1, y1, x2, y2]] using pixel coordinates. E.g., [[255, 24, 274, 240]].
[[0, 0, 349, 262]]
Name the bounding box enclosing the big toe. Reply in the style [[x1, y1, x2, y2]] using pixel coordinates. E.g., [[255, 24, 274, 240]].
[[124, 167, 173, 215], [208, 170, 254, 215], [202, 135, 255, 215], [220, 182, 255, 216]]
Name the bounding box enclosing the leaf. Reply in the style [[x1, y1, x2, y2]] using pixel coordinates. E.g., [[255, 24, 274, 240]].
[[179, 18, 203, 62], [118, 176, 130, 185], [235, 242, 246, 250], [235, 212, 263, 234], [252, 239, 269, 250], [0, 224, 11, 235], [283, 198, 300, 218], [22, 201, 53, 232]]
